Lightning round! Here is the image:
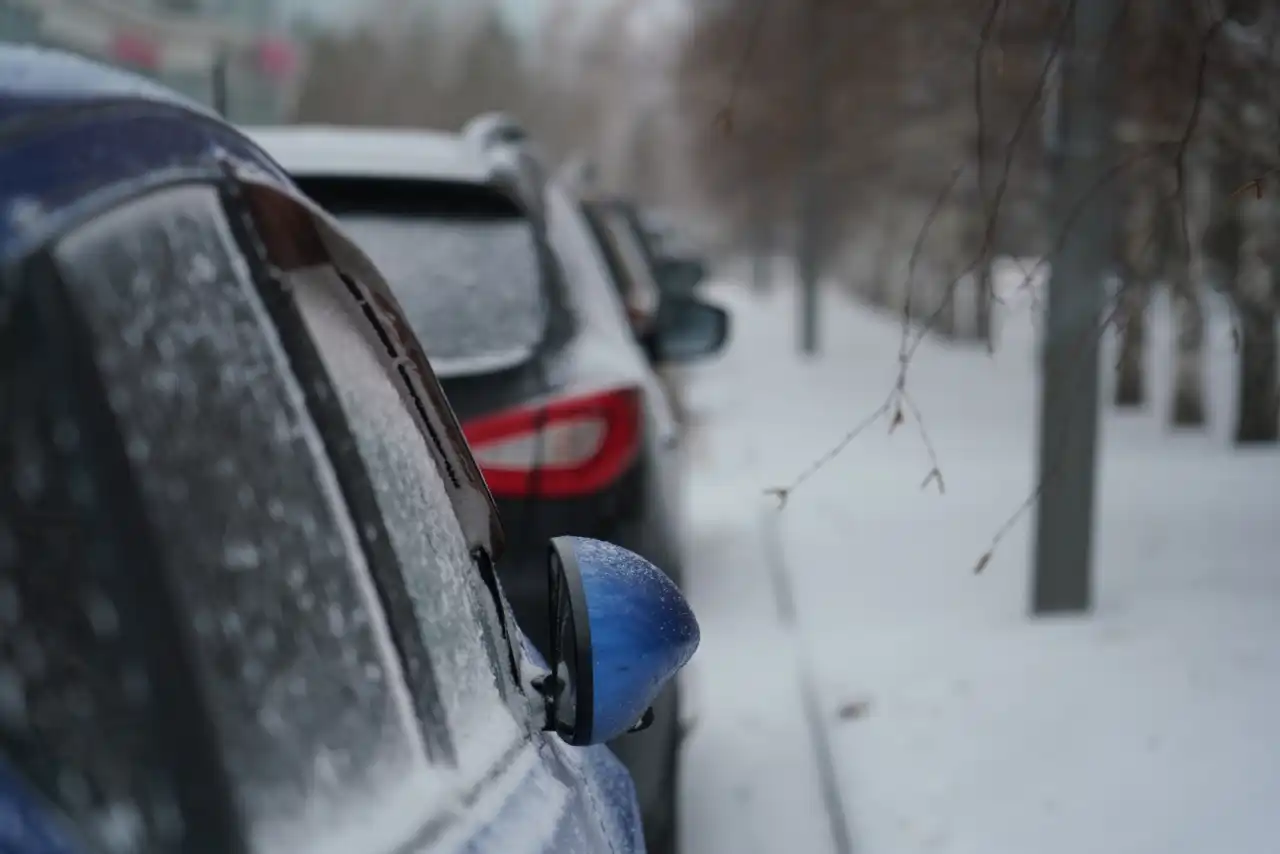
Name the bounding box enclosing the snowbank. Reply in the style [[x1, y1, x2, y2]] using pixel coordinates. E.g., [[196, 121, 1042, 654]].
[[680, 267, 1280, 854]]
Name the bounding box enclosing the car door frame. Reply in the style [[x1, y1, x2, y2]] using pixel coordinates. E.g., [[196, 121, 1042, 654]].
[[228, 170, 532, 701], [228, 166, 632, 854]]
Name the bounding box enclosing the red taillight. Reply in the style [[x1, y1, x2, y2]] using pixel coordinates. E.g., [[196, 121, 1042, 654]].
[[462, 386, 642, 498]]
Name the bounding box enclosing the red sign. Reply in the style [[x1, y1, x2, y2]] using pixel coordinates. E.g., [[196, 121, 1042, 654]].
[[256, 38, 298, 80], [110, 33, 159, 70]]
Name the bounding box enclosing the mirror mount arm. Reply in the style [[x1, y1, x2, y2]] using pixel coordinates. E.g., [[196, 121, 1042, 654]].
[[625, 706, 656, 735], [533, 676, 654, 737], [530, 672, 563, 732]]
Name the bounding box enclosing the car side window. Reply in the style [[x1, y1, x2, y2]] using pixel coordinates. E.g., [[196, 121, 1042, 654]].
[[0, 278, 188, 854], [285, 263, 525, 773], [583, 205, 631, 299], [599, 208, 661, 319], [49, 184, 435, 854], [545, 185, 638, 342]]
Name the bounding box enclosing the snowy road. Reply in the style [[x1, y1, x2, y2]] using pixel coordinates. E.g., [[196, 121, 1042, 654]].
[[675, 268, 1280, 854]]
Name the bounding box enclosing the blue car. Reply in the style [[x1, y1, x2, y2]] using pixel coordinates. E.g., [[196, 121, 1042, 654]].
[[0, 46, 699, 854]]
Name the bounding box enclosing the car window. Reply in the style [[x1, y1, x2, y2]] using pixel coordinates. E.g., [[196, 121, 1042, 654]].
[[293, 176, 546, 369], [582, 205, 631, 299], [286, 263, 525, 775], [50, 184, 436, 854], [624, 207, 666, 265], [0, 281, 188, 854], [544, 184, 637, 343], [598, 208, 661, 319], [342, 216, 543, 362]]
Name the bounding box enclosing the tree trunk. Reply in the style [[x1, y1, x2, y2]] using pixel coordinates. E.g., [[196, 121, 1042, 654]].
[[966, 192, 994, 345], [932, 256, 958, 339], [1114, 168, 1157, 408], [751, 248, 771, 294], [974, 261, 994, 344], [971, 102, 995, 348], [1233, 191, 1279, 443], [1114, 277, 1150, 407], [934, 207, 964, 339], [873, 210, 907, 310], [1234, 302, 1278, 442], [1168, 265, 1206, 427], [747, 179, 771, 294], [1201, 158, 1244, 294], [1158, 161, 1206, 428], [953, 187, 992, 345]]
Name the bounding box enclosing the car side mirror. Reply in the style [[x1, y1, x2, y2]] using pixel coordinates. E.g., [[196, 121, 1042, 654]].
[[653, 257, 707, 298], [655, 297, 730, 364], [536, 536, 700, 746]]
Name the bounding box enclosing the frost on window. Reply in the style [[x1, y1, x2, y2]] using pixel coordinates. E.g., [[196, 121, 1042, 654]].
[[290, 266, 523, 774], [338, 215, 545, 365], [0, 295, 182, 854], [51, 184, 425, 849]]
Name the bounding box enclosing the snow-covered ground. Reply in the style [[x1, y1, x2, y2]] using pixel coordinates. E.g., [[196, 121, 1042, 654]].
[[676, 264, 1280, 854]]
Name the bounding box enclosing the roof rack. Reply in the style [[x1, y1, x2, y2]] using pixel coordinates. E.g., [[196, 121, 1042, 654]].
[[462, 112, 529, 150], [464, 112, 551, 221], [488, 149, 546, 220]]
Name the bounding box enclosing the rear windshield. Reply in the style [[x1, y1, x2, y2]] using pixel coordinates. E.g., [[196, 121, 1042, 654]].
[[294, 177, 546, 366]]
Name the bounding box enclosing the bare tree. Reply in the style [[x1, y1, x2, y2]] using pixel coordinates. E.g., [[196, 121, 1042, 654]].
[[674, 0, 1053, 341], [1207, 12, 1280, 442], [1113, 156, 1167, 408], [293, 0, 568, 149]]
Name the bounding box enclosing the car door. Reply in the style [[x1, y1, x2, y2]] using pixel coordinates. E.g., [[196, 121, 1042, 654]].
[[21, 179, 441, 854], [233, 178, 638, 854], [4, 172, 630, 854]]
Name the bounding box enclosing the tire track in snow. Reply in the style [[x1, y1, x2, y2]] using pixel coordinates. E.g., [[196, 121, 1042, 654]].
[[760, 505, 856, 854]]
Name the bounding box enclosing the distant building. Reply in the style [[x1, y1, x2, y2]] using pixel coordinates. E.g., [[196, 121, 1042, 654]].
[[0, 0, 302, 123]]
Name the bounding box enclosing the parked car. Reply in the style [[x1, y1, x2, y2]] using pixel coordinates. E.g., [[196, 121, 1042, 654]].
[[0, 46, 700, 854], [637, 209, 711, 269], [577, 196, 720, 349], [246, 119, 726, 854], [572, 196, 723, 428]]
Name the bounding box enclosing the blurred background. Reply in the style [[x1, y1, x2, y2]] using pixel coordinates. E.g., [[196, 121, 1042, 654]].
[[6, 1, 1280, 852], [8, 0, 1266, 351], [0, 0, 1039, 303]]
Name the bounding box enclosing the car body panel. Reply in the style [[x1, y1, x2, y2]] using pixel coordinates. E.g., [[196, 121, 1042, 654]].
[[0, 46, 652, 854], [244, 125, 495, 185]]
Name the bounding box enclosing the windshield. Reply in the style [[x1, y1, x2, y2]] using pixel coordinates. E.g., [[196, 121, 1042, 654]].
[[294, 177, 546, 368]]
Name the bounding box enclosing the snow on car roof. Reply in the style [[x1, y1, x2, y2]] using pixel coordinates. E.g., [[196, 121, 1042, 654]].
[[0, 43, 213, 115], [244, 125, 493, 185]]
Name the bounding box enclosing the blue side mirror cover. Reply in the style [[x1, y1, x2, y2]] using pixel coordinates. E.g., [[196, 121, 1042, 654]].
[[545, 537, 700, 746]]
